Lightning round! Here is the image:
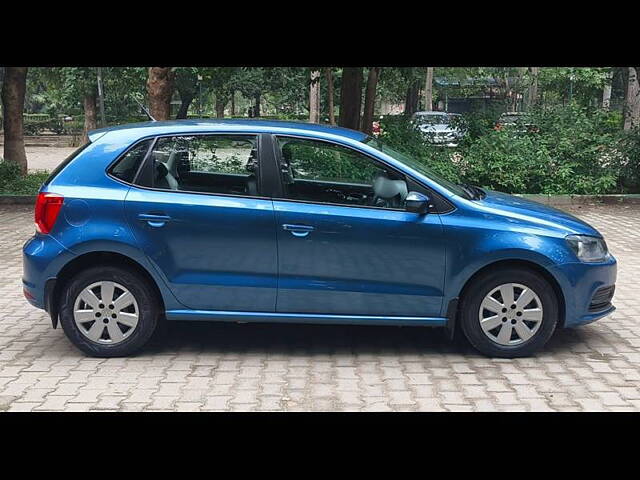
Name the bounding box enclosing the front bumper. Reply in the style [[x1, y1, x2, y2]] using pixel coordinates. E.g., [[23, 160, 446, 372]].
[[548, 255, 618, 328]]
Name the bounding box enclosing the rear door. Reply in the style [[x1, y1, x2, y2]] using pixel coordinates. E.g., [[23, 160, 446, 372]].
[[122, 133, 278, 312]]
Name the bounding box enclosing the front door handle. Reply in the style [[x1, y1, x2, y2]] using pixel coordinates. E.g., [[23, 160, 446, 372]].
[[282, 224, 315, 237], [138, 213, 172, 227]]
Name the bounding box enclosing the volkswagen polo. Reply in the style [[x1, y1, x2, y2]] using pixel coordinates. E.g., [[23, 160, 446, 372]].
[[22, 119, 617, 358]]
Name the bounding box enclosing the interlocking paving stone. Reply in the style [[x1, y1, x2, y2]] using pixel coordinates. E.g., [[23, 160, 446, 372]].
[[1, 204, 639, 411]]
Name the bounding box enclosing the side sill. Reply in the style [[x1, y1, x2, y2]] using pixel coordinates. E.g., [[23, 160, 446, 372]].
[[165, 310, 448, 327]]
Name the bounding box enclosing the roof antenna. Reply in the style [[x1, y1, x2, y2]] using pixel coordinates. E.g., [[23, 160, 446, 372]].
[[133, 96, 157, 122]]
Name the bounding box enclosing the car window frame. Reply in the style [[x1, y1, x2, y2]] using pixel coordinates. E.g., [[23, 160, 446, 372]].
[[271, 133, 446, 213], [116, 132, 269, 200]]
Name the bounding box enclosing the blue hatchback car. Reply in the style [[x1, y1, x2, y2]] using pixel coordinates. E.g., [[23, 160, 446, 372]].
[[22, 119, 617, 358]]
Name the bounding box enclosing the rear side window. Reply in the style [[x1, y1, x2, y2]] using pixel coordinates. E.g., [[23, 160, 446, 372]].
[[146, 134, 259, 196], [109, 139, 153, 184]]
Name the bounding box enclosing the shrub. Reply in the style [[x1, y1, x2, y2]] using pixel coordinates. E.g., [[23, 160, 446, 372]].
[[378, 105, 631, 195], [0, 159, 48, 195]]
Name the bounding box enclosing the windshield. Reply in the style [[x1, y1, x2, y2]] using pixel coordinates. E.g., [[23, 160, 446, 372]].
[[414, 114, 450, 125], [363, 137, 469, 198]]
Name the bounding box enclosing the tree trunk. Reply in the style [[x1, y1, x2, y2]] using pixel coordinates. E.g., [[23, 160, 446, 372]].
[[175, 92, 194, 119], [423, 67, 434, 112], [1, 67, 28, 174], [82, 92, 98, 144], [404, 80, 419, 115], [254, 93, 261, 117], [528, 67, 539, 108], [325, 68, 335, 125], [309, 70, 321, 123], [361, 67, 380, 135], [146, 67, 175, 121], [602, 71, 612, 111], [230, 91, 235, 116], [623, 67, 640, 131], [215, 95, 227, 118], [338, 67, 363, 130]]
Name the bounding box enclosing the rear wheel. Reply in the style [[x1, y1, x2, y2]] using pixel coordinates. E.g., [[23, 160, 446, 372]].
[[59, 266, 160, 357], [459, 267, 559, 358]]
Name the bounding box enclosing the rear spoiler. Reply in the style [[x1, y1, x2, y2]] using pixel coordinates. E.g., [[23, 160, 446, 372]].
[[87, 129, 109, 143]]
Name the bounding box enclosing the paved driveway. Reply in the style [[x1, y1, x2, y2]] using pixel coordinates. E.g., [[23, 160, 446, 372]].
[[1, 204, 639, 411]]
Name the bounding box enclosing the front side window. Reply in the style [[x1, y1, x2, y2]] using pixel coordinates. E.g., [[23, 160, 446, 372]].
[[276, 136, 408, 209], [147, 134, 259, 196]]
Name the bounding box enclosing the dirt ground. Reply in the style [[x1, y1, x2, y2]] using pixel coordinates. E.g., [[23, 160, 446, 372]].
[[24, 146, 78, 172]]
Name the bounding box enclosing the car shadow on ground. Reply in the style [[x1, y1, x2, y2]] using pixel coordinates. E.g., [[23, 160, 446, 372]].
[[139, 320, 596, 358]]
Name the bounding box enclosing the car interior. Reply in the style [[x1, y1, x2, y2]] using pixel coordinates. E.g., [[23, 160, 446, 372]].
[[279, 140, 409, 209], [153, 140, 259, 196]]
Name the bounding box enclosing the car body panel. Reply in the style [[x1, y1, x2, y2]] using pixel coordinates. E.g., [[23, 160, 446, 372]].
[[123, 186, 278, 311], [273, 199, 446, 317]]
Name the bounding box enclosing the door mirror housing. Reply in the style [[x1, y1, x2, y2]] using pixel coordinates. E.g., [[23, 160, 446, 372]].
[[405, 191, 430, 215]]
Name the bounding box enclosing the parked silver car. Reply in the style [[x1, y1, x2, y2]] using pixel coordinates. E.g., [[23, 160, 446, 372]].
[[411, 111, 465, 147]]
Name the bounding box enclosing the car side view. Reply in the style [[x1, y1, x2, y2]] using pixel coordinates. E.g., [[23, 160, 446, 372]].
[[22, 119, 617, 358]]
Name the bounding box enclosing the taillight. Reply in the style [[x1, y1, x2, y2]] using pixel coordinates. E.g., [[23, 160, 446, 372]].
[[35, 192, 64, 234]]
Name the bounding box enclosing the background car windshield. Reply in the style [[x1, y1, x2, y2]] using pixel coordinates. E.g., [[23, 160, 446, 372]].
[[416, 114, 449, 125], [363, 137, 468, 197]]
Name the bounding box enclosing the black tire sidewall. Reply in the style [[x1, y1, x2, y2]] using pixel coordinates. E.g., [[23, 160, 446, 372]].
[[59, 266, 159, 357], [460, 268, 558, 358]]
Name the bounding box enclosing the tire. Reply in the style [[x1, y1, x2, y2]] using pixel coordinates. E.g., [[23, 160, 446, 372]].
[[459, 267, 559, 358], [59, 266, 160, 357]]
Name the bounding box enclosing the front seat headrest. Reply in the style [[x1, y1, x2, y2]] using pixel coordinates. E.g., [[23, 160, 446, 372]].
[[373, 175, 408, 201]]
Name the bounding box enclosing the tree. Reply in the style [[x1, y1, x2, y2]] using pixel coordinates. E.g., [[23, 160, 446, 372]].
[[338, 67, 363, 130], [601, 68, 613, 110], [174, 68, 198, 119], [1, 67, 28, 173], [147, 67, 175, 120], [623, 67, 640, 130], [361, 67, 380, 135], [309, 69, 321, 123], [404, 80, 419, 115], [527, 67, 539, 108], [423, 67, 434, 111], [325, 68, 335, 125]]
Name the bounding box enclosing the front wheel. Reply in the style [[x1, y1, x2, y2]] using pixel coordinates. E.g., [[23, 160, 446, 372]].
[[59, 266, 160, 357], [459, 268, 559, 358]]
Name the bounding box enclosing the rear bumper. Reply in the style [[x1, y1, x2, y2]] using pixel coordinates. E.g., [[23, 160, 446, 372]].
[[22, 233, 74, 311], [548, 256, 617, 328]]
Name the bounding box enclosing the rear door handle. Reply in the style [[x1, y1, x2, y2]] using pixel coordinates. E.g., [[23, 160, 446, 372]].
[[282, 224, 315, 237], [138, 213, 172, 227]]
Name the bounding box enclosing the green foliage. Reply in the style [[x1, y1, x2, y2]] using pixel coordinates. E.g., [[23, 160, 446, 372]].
[[0, 160, 48, 195], [378, 105, 636, 195]]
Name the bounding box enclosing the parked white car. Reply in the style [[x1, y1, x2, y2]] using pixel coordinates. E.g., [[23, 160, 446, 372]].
[[411, 111, 465, 147]]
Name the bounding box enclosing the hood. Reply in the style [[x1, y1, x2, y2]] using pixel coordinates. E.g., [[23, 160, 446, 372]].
[[477, 189, 601, 237]]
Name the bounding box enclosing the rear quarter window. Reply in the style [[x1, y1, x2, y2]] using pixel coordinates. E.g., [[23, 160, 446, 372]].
[[108, 139, 153, 184]]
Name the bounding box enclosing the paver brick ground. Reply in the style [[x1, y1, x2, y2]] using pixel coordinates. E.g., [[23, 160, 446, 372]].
[[1, 204, 639, 411]]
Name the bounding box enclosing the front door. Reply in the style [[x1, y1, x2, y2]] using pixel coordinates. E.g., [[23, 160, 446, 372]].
[[272, 136, 446, 317], [124, 133, 278, 311]]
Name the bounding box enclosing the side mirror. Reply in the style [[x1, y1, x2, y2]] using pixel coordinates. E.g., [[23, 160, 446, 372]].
[[405, 191, 430, 215]]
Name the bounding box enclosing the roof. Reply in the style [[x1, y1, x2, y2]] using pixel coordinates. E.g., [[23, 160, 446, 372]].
[[88, 118, 368, 143]]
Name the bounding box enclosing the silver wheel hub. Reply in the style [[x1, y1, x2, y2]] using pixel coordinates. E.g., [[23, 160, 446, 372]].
[[478, 283, 543, 346], [73, 281, 139, 345]]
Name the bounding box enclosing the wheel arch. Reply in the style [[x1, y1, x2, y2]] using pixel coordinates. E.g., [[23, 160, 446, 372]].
[[47, 251, 166, 328], [453, 259, 566, 332]]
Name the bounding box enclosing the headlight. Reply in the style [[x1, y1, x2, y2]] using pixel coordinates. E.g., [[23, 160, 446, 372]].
[[566, 235, 609, 262]]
